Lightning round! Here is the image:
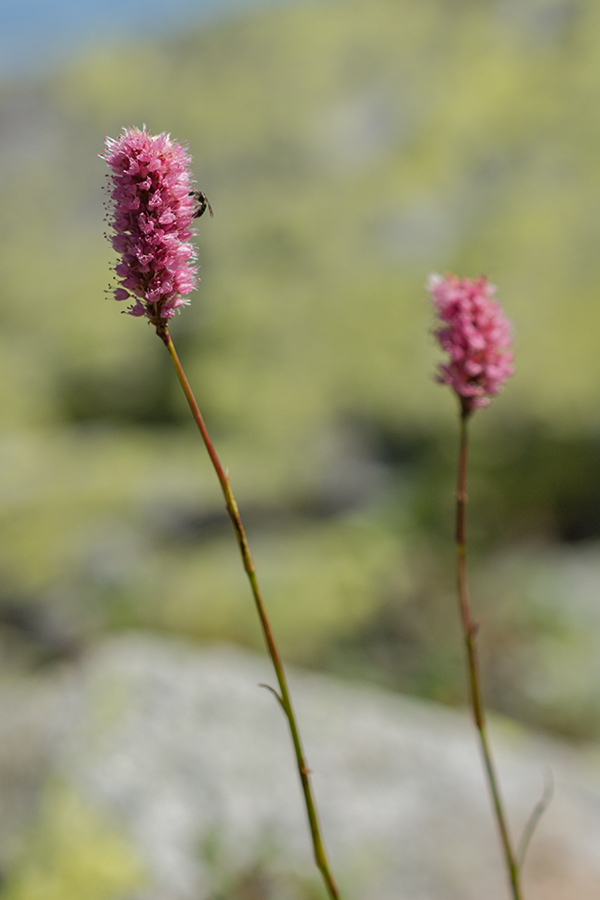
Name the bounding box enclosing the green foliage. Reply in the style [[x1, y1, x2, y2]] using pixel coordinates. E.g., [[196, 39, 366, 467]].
[[1, 0, 600, 736], [1, 782, 145, 900]]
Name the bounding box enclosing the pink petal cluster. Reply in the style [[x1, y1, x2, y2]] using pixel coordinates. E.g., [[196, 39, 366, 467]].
[[102, 127, 197, 325], [428, 273, 514, 411]]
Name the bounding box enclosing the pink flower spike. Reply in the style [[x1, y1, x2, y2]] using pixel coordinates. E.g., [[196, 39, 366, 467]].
[[101, 127, 198, 327], [427, 273, 514, 413]]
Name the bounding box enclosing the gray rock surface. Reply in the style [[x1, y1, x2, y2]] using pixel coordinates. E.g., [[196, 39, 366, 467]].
[[3, 634, 600, 899]]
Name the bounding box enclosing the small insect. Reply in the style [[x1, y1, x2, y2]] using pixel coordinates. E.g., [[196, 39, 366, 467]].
[[190, 190, 214, 219]]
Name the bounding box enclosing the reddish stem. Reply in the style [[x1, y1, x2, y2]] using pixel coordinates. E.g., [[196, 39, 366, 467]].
[[455, 403, 522, 900], [156, 324, 341, 900]]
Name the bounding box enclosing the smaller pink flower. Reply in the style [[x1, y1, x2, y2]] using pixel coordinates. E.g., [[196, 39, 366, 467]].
[[428, 273, 514, 412]]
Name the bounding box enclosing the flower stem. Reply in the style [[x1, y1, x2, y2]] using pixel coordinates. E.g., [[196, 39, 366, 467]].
[[455, 403, 522, 900], [157, 325, 341, 900]]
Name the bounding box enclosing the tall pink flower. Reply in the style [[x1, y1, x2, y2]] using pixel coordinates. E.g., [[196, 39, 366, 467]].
[[102, 127, 198, 326], [428, 273, 514, 412]]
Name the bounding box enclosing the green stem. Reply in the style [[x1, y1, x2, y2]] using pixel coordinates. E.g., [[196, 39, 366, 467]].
[[456, 404, 522, 900], [157, 325, 341, 900]]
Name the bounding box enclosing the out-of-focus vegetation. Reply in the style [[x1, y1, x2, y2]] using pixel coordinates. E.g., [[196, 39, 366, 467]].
[[2, 0, 600, 738], [1, 782, 145, 900]]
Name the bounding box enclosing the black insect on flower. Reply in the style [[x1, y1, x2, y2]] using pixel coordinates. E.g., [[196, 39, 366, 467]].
[[190, 190, 214, 219]]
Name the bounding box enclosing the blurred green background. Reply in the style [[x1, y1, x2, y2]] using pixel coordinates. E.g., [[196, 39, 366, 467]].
[[2, 0, 600, 743]]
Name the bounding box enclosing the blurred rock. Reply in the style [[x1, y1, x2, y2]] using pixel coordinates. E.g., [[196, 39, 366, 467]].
[[2, 635, 600, 899]]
